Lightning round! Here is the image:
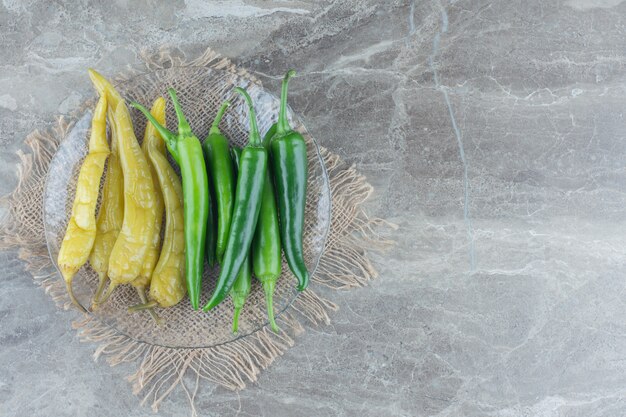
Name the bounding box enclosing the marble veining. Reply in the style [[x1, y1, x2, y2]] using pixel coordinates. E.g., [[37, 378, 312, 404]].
[[427, 1, 475, 271]]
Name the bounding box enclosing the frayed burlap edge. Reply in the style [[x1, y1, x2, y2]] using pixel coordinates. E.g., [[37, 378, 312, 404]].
[[0, 47, 395, 414]]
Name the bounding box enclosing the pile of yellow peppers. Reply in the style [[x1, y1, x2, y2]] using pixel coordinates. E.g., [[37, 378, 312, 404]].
[[57, 70, 186, 322]]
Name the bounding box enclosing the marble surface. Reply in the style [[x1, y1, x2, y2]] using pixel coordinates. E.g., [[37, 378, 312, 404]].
[[1, 1, 626, 416]]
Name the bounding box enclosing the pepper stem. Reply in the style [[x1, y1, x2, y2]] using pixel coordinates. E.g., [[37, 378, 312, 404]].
[[134, 288, 163, 325], [263, 281, 279, 333], [276, 69, 296, 136], [128, 301, 158, 312], [65, 279, 87, 313], [232, 306, 242, 334], [94, 281, 116, 305], [167, 88, 192, 136], [131, 101, 179, 161], [209, 100, 231, 135], [91, 272, 108, 310], [234, 87, 261, 146]]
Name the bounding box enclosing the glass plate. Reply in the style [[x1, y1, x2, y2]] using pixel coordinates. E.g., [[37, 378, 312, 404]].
[[44, 67, 331, 348]]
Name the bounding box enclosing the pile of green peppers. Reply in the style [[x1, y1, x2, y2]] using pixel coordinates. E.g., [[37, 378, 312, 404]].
[[132, 70, 308, 333]]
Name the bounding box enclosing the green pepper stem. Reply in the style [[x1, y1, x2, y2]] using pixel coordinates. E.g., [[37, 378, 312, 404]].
[[234, 87, 261, 147], [232, 306, 242, 334], [131, 102, 179, 161], [263, 281, 279, 333], [209, 100, 231, 135], [276, 69, 296, 136], [65, 280, 87, 313], [167, 88, 192, 136]]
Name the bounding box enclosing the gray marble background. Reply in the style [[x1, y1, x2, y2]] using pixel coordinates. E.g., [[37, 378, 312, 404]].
[[1, 0, 626, 416]]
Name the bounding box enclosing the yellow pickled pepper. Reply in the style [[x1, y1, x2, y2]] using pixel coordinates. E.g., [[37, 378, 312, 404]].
[[89, 68, 126, 308], [132, 100, 166, 286], [86, 70, 159, 303], [129, 98, 186, 312], [89, 100, 124, 308], [127, 99, 167, 324], [99, 101, 158, 299], [57, 94, 109, 312]]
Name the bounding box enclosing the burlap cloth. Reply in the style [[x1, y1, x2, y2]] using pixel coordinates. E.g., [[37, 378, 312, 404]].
[[0, 48, 394, 414]]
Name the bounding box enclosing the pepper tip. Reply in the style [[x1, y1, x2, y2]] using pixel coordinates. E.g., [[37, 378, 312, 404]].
[[202, 295, 221, 312], [296, 279, 309, 292], [87, 68, 105, 87], [296, 270, 309, 291], [65, 280, 87, 313]]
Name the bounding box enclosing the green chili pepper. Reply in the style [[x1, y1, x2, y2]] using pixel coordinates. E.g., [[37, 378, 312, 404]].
[[264, 123, 277, 146], [230, 147, 242, 166], [229, 146, 252, 333], [251, 130, 282, 332], [202, 101, 235, 264], [203, 87, 267, 311], [270, 70, 309, 291], [132, 89, 209, 310], [205, 173, 218, 268]]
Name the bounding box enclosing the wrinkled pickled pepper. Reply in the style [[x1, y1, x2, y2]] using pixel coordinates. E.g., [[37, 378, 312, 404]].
[[132, 89, 210, 310], [89, 99, 124, 309], [129, 97, 187, 312], [99, 101, 158, 302], [58, 94, 109, 312]]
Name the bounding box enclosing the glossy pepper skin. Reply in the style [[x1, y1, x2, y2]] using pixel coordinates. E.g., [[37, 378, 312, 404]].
[[202, 100, 235, 264], [252, 129, 282, 332], [205, 175, 218, 268], [57, 94, 108, 312], [270, 70, 309, 291], [203, 87, 267, 311], [229, 147, 242, 176], [229, 147, 252, 334], [132, 89, 210, 310]]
